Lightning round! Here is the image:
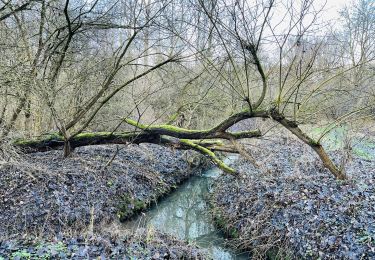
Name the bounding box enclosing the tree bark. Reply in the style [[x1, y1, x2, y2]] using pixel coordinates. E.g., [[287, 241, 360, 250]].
[[267, 109, 347, 180], [12, 108, 347, 180], [13, 131, 240, 174]]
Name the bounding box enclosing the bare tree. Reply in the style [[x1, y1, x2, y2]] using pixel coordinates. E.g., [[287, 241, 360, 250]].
[[6, 0, 374, 180]]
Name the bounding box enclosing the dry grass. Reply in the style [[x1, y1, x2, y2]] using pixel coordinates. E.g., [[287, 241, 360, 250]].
[[211, 174, 295, 259], [211, 128, 375, 259], [0, 137, 22, 164]]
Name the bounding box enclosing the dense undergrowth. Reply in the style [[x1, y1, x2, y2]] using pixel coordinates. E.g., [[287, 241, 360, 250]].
[[211, 132, 375, 259], [0, 228, 205, 259], [0, 144, 207, 259]]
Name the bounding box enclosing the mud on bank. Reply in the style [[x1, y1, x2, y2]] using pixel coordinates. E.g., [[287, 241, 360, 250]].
[[0, 144, 207, 259], [211, 137, 375, 259]]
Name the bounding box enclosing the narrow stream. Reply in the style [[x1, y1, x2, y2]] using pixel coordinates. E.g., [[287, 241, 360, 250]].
[[124, 156, 249, 259]]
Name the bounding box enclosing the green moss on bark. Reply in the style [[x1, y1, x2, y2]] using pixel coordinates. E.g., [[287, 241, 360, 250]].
[[124, 118, 212, 134], [179, 139, 237, 175]]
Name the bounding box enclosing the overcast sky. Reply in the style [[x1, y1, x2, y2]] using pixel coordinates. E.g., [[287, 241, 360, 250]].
[[318, 0, 352, 21]]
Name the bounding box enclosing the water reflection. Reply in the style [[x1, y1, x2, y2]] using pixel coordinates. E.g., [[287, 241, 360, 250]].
[[148, 177, 214, 241], [125, 156, 248, 259]]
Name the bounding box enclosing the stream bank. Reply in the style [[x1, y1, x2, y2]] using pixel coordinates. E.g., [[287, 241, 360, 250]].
[[0, 144, 207, 259], [210, 136, 375, 259], [0, 229, 205, 259], [124, 156, 249, 259]]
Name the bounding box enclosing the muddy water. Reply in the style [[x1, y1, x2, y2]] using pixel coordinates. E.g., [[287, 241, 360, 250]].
[[124, 156, 249, 259]]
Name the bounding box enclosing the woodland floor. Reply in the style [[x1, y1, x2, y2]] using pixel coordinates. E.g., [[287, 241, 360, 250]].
[[211, 131, 375, 259], [0, 144, 206, 259], [1, 128, 374, 259]]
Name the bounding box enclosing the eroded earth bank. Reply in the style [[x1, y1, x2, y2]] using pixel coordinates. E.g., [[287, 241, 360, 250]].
[[0, 144, 207, 259]]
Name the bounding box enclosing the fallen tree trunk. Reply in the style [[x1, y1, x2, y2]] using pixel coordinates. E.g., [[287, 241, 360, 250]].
[[12, 132, 242, 174], [12, 107, 346, 179], [268, 109, 347, 180], [13, 132, 159, 153], [13, 132, 240, 152]]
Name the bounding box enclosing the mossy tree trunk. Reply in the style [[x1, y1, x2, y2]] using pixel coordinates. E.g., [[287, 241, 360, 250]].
[[13, 107, 346, 179]]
